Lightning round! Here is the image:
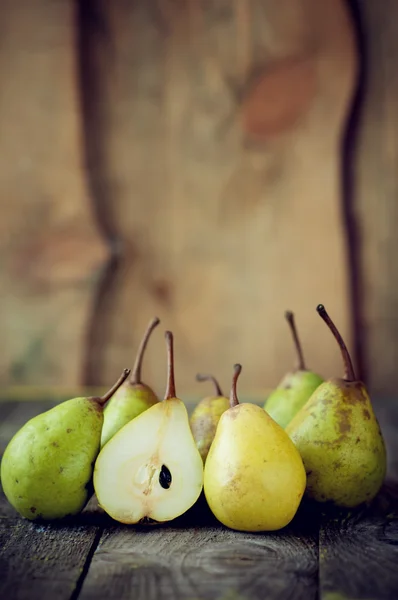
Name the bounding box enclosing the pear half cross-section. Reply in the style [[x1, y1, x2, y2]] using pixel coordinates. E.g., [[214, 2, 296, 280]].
[[94, 398, 204, 524]]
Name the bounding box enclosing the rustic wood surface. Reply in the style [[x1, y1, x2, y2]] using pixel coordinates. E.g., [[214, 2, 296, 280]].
[[0, 0, 108, 388], [0, 0, 357, 396], [80, 0, 356, 397], [351, 0, 398, 395], [0, 396, 397, 600]]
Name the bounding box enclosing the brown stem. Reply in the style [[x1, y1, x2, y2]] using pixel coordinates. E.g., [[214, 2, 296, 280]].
[[131, 317, 160, 384], [317, 304, 356, 381], [285, 310, 306, 371], [94, 368, 131, 406], [230, 364, 242, 408], [196, 373, 223, 397], [164, 331, 176, 400]]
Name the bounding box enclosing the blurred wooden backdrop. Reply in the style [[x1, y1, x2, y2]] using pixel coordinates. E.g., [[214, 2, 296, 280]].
[[0, 0, 394, 397]]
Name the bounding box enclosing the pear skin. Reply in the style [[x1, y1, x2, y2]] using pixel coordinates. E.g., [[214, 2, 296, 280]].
[[204, 365, 306, 532], [190, 374, 230, 462], [265, 370, 324, 429], [101, 317, 160, 447], [286, 304, 387, 507], [286, 379, 386, 507], [1, 370, 130, 520], [264, 311, 323, 428]]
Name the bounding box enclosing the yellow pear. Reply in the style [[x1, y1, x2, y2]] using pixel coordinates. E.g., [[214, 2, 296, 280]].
[[286, 304, 387, 507], [190, 374, 230, 462], [204, 365, 306, 532]]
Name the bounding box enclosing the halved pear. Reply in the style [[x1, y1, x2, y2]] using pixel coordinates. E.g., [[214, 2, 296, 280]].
[[93, 331, 204, 524]]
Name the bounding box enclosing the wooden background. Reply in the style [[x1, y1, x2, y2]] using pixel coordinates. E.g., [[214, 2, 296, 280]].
[[0, 0, 394, 398]]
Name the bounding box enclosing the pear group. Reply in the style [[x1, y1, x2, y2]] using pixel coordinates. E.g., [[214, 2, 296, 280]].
[[0, 305, 388, 528]]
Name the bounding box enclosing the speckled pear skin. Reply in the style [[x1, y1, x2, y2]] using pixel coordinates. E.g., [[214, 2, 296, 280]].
[[286, 379, 387, 507], [264, 370, 324, 428], [190, 395, 230, 462], [204, 403, 306, 532], [101, 382, 158, 448], [1, 398, 103, 520]]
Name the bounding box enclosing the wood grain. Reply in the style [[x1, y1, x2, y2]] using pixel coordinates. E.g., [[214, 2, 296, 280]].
[[0, 0, 108, 387], [351, 0, 398, 394], [0, 519, 100, 600], [79, 513, 318, 600], [319, 504, 398, 600], [80, 0, 357, 397]]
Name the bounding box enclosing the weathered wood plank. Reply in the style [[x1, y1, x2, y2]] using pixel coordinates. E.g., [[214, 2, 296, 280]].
[[319, 501, 398, 600], [79, 506, 319, 600], [80, 0, 356, 397], [0, 518, 101, 600], [352, 0, 398, 394], [0, 0, 108, 388]]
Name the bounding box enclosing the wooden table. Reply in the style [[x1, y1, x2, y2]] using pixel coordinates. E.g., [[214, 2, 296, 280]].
[[1, 396, 397, 600]]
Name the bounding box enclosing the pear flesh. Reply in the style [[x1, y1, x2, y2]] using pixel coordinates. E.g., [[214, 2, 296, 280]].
[[95, 398, 204, 523], [286, 379, 387, 507], [204, 365, 306, 532], [1, 399, 104, 520]]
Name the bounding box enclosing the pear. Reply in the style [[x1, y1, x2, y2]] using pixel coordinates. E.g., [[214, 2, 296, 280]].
[[204, 364, 306, 532], [264, 311, 323, 428], [286, 304, 387, 508], [101, 317, 160, 447], [0, 369, 130, 521], [190, 374, 230, 463], [94, 331, 204, 524]]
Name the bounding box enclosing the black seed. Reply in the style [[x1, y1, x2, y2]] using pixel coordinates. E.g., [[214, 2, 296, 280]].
[[159, 465, 172, 489]]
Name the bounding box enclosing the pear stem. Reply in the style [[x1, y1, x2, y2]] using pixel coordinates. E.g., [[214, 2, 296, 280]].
[[131, 317, 160, 384], [285, 310, 306, 371], [196, 373, 223, 397], [164, 331, 176, 400], [229, 364, 242, 408], [96, 369, 131, 406], [317, 304, 356, 381]]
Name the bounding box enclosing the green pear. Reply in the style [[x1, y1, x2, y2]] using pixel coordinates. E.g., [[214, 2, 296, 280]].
[[286, 304, 387, 508], [190, 374, 230, 463], [101, 317, 160, 447], [204, 364, 306, 532], [94, 331, 204, 524], [264, 311, 323, 428], [0, 369, 130, 520]]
